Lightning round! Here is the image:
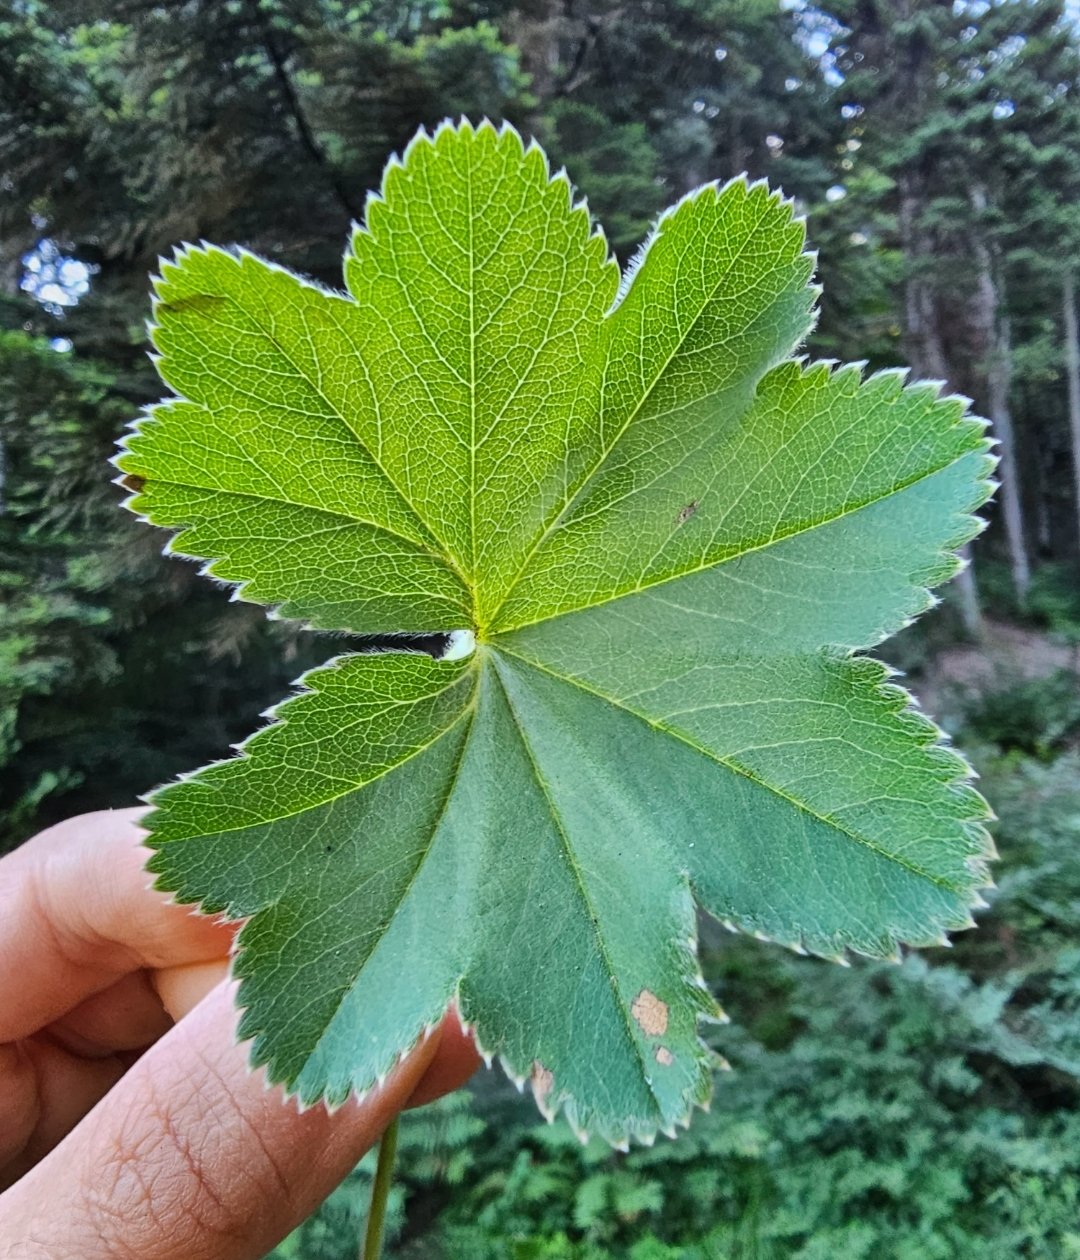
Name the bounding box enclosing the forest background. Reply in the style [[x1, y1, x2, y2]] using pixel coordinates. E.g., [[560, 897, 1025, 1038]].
[[4, 1, 1080, 1256]]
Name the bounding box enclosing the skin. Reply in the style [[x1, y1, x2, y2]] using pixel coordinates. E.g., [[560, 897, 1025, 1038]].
[[0, 807, 481, 1259]]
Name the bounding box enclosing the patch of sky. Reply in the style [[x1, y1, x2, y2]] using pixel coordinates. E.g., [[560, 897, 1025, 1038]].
[[21, 239, 97, 315]]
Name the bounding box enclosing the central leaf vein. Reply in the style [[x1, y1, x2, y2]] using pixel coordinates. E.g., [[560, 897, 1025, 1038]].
[[491, 656, 665, 1119], [494, 646, 958, 891]]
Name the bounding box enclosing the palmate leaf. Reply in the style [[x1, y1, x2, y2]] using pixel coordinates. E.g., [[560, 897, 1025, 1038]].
[[116, 120, 996, 1145]]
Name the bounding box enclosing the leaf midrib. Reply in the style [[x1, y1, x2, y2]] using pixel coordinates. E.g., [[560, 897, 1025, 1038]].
[[465, 128, 479, 583], [492, 445, 983, 634], [279, 699, 478, 1080], [162, 282, 469, 586], [149, 670, 476, 845], [482, 189, 808, 629], [493, 646, 963, 893], [141, 475, 471, 594], [490, 654, 665, 1124]]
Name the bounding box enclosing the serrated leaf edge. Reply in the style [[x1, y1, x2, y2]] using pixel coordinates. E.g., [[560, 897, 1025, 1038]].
[[119, 121, 1000, 1145]]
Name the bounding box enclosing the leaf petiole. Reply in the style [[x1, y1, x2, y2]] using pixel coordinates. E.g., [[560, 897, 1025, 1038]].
[[362, 1116, 400, 1260]]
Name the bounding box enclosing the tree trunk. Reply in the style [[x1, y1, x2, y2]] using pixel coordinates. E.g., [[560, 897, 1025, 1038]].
[[0, 248, 23, 298], [245, 0, 362, 221], [1063, 270, 1080, 559], [950, 551, 982, 640], [898, 174, 983, 636], [898, 178, 950, 382], [504, 0, 566, 128], [988, 309, 1030, 602], [970, 189, 1030, 605]]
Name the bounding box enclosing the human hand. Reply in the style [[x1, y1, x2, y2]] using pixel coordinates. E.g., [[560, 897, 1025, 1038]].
[[0, 807, 480, 1259]]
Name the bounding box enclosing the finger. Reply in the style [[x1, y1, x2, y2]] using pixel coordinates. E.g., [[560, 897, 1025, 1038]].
[[0, 983, 447, 1260], [0, 808, 237, 1040], [153, 959, 230, 1022], [405, 1008, 481, 1108], [0, 1044, 36, 1169], [47, 970, 174, 1058], [0, 1038, 126, 1186], [2, 963, 234, 1183]]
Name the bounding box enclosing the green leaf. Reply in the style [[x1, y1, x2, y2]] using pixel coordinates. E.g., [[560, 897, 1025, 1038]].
[[116, 119, 996, 1145]]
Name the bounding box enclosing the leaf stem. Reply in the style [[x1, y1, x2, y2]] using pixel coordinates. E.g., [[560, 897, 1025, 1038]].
[[362, 1116, 400, 1260]]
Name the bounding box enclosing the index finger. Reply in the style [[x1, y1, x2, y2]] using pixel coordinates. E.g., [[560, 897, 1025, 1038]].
[[0, 981, 447, 1259], [0, 809, 236, 1041]]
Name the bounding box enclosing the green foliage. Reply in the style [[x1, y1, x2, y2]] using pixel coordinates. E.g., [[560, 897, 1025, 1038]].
[[272, 1094, 484, 1259], [975, 557, 1030, 623], [121, 120, 993, 1141], [0, 317, 338, 851], [1027, 563, 1080, 642], [973, 559, 1080, 638], [540, 102, 664, 256], [973, 749, 1080, 957], [0, 329, 125, 829], [959, 670, 1080, 758]]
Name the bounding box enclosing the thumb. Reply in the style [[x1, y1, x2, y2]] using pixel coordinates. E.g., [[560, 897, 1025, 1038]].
[[0, 981, 442, 1260]]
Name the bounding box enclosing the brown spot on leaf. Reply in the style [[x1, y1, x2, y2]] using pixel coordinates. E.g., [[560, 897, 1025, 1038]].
[[655, 1046, 674, 1067], [675, 500, 698, 526], [631, 989, 669, 1037], [530, 1061, 554, 1111], [157, 294, 229, 317], [120, 473, 146, 494]]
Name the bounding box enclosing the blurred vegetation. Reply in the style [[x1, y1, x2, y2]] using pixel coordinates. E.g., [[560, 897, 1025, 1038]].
[[3, 0, 1080, 1255]]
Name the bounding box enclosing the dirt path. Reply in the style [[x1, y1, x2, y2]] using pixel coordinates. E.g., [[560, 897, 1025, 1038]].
[[912, 619, 1080, 718]]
